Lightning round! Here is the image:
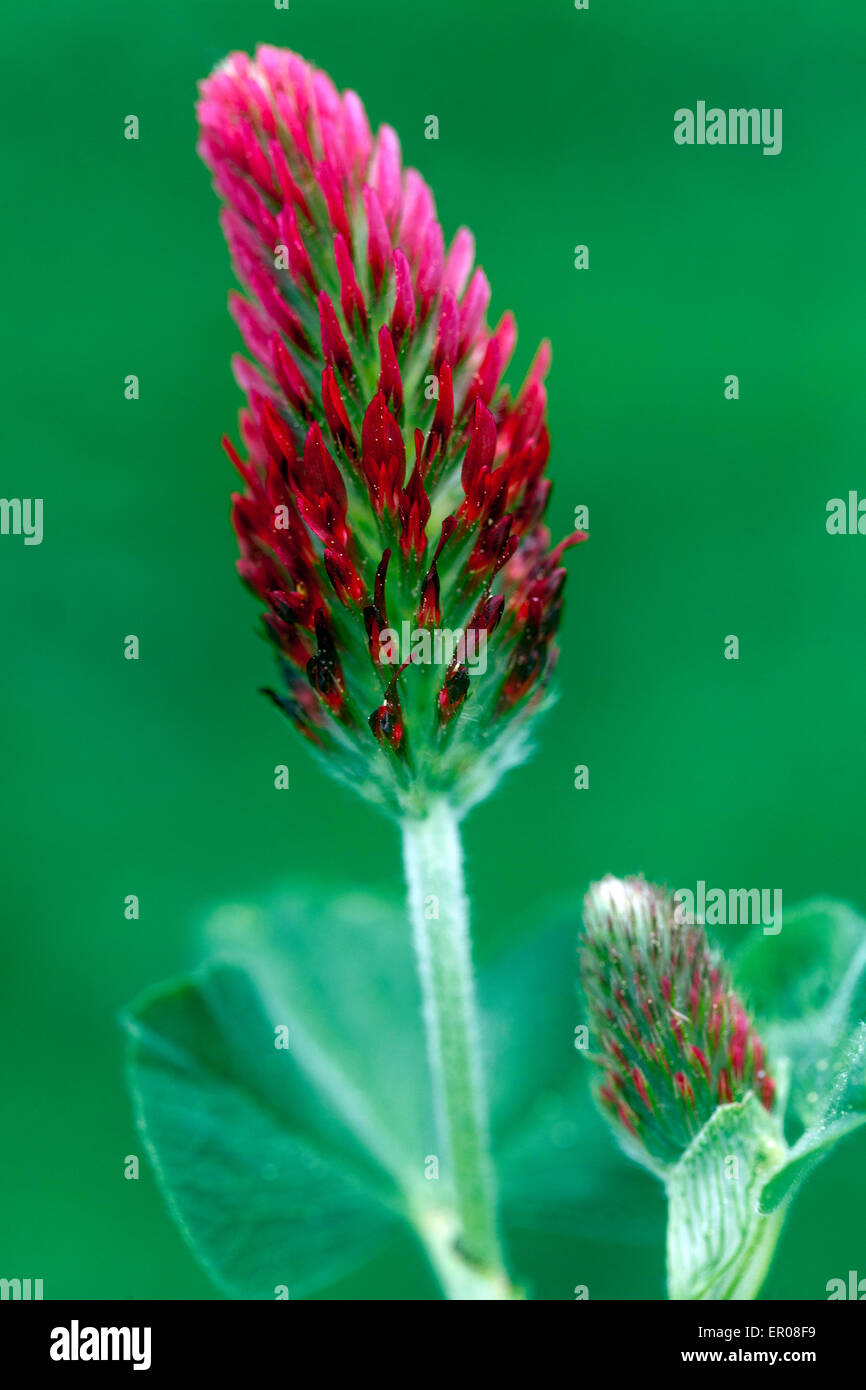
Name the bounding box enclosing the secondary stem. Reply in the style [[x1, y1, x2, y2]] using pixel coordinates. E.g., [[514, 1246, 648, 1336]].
[[401, 796, 512, 1296]]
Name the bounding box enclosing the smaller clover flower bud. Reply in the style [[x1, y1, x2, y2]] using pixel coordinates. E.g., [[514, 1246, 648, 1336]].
[[580, 876, 776, 1169]]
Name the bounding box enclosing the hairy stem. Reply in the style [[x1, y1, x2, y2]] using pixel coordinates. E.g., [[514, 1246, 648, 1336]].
[[401, 797, 513, 1298]]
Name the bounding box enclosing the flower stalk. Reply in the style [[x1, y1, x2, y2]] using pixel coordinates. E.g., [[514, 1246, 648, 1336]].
[[402, 799, 514, 1297]]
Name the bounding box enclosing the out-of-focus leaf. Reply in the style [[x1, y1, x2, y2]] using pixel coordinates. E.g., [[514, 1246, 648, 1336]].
[[123, 962, 408, 1299], [480, 918, 579, 1134], [735, 900, 866, 1134], [757, 1019, 866, 1214], [481, 916, 664, 1245], [201, 887, 435, 1178], [735, 900, 866, 1020], [759, 1110, 866, 1214], [733, 900, 866, 1223]]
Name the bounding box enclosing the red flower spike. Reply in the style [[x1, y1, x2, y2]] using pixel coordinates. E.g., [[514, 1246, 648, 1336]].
[[198, 45, 585, 812], [581, 877, 777, 1168]]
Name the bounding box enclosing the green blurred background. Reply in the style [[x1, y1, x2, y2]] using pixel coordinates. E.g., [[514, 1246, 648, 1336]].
[[2, 0, 864, 1298]]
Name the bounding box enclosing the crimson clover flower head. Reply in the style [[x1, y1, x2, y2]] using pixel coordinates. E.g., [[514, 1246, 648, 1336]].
[[580, 876, 776, 1169], [197, 46, 585, 815]]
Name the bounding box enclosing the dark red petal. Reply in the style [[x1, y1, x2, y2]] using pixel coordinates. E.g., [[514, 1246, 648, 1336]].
[[390, 248, 416, 347]]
